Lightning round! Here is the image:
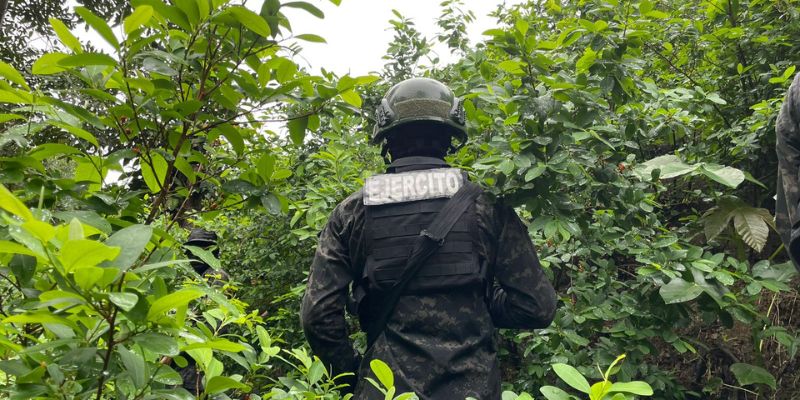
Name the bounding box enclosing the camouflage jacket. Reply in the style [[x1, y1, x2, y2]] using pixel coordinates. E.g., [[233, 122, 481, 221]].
[[776, 72, 800, 271], [300, 157, 557, 399]]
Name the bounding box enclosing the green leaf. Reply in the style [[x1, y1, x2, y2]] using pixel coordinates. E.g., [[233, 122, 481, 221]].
[[575, 46, 597, 74], [0, 61, 30, 90], [226, 6, 271, 37], [308, 359, 325, 384], [283, 1, 324, 18], [182, 339, 246, 353], [552, 363, 590, 393], [539, 386, 572, 400], [49, 18, 82, 53], [105, 224, 153, 270], [147, 288, 204, 321], [48, 121, 100, 147], [215, 123, 244, 155], [0, 113, 24, 124], [59, 240, 120, 272], [0, 241, 38, 257], [609, 381, 654, 395], [295, 33, 326, 43], [370, 359, 394, 389], [204, 376, 251, 395], [288, 116, 308, 145], [339, 89, 362, 108], [140, 152, 168, 193], [75, 7, 120, 50], [59, 53, 117, 67], [31, 52, 70, 75], [54, 210, 111, 234], [184, 245, 221, 270], [659, 277, 704, 304], [729, 363, 776, 390], [73, 266, 104, 290], [0, 184, 34, 221], [118, 345, 147, 389], [124, 5, 154, 34], [497, 60, 525, 75], [257, 153, 275, 182], [699, 164, 744, 188], [109, 292, 139, 311], [3, 313, 77, 330], [133, 333, 179, 356]]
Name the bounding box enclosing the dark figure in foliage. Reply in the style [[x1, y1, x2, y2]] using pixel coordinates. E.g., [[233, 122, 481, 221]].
[[301, 78, 557, 399], [776, 72, 800, 272], [166, 228, 229, 395]]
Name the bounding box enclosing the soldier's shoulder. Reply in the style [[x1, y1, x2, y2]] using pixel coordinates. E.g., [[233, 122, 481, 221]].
[[332, 188, 366, 217]]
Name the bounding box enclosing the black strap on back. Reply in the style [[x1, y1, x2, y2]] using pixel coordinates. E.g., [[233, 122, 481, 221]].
[[366, 181, 482, 347]]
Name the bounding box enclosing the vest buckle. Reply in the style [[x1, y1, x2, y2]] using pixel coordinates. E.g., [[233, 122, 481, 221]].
[[419, 229, 445, 246]]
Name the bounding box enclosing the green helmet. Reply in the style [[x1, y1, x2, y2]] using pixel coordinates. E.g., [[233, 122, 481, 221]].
[[372, 77, 467, 145]]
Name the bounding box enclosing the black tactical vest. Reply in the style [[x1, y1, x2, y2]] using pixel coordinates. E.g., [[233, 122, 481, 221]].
[[363, 196, 482, 294]]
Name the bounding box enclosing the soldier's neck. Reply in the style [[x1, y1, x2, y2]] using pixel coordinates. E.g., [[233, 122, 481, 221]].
[[387, 156, 449, 173]]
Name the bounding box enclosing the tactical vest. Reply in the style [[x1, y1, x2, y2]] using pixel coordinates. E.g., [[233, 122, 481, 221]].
[[359, 168, 483, 299]]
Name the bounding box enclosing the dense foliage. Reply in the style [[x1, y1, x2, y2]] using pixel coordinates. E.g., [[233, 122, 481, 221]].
[[0, 0, 798, 399]]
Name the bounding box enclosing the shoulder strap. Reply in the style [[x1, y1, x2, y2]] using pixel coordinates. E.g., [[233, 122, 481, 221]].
[[366, 181, 482, 347]]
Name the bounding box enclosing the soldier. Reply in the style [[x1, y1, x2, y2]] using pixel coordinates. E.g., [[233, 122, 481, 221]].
[[300, 77, 557, 399], [776, 72, 800, 272]]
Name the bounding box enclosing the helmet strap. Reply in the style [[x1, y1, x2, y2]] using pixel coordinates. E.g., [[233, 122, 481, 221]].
[[380, 142, 391, 164]]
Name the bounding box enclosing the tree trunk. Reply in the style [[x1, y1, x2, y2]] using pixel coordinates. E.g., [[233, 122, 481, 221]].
[[0, 0, 9, 27]]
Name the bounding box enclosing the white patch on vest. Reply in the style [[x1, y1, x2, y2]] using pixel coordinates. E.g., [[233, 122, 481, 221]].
[[364, 168, 464, 205]]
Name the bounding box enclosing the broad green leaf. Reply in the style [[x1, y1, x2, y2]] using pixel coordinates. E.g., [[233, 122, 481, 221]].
[[659, 277, 704, 304], [59, 53, 118, 67], [182, 339, 246, 352], [575, 46, 597, 74], [73, 266, 104, 290], [4, 312, 77, 330], [133, 333, 179, 356], [0, 61, 30, 89], [49, 18, 82, 53], [147, 288, 204, 321], [109, 292, 139, 311], [307, 359, 325, 384], [257, 153, 275, 182], [118, 345, 147, 388], [205, 376, 251, 395], [283, 1, 324, 18], [370, 359, 394, 389], [173, 156, 196, 184], [140, 152, 168, 193], [215, 123, 244, 155], [700, 164, 744, 188], [54, 210, 112, 234], [729, 363, 776, 390], [539, 386, 572, 400], [339, 89, 362, 108], [0, 241, 38, 257], [0, 184, 33, 221], [31, 52, 69, 75], [295, 33, 326, 43], [609, 381, 654, 395], [703, 206, 733, 242], [75, 6, 120, 50], [59, 239, 120, 272], [124, 6, 154, 34], [184, 245, 222, 270], [226, 6, 271, 37], [497, 60, 525, 75], [288, 116, 308, 145], [105, 224, 153, 270], [590, 381, 612, 400], [552, 363, 590, 393], [0, 113, 24, 123], [49, 121, 99, 147]]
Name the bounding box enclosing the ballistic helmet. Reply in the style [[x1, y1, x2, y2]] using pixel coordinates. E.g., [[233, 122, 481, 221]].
[[372, 78, 467, 146]]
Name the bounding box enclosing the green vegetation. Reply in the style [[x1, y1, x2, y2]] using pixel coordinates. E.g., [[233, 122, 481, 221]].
[[0, 0, 797, 399]]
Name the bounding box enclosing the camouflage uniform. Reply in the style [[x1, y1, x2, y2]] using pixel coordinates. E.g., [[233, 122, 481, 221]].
[[776, 72, 800, 271], [301, 156, 557, 399]]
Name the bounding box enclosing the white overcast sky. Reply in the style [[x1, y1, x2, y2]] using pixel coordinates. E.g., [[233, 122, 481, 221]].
[[278, 0, 519, 75], [61, 0, 520, 76]]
